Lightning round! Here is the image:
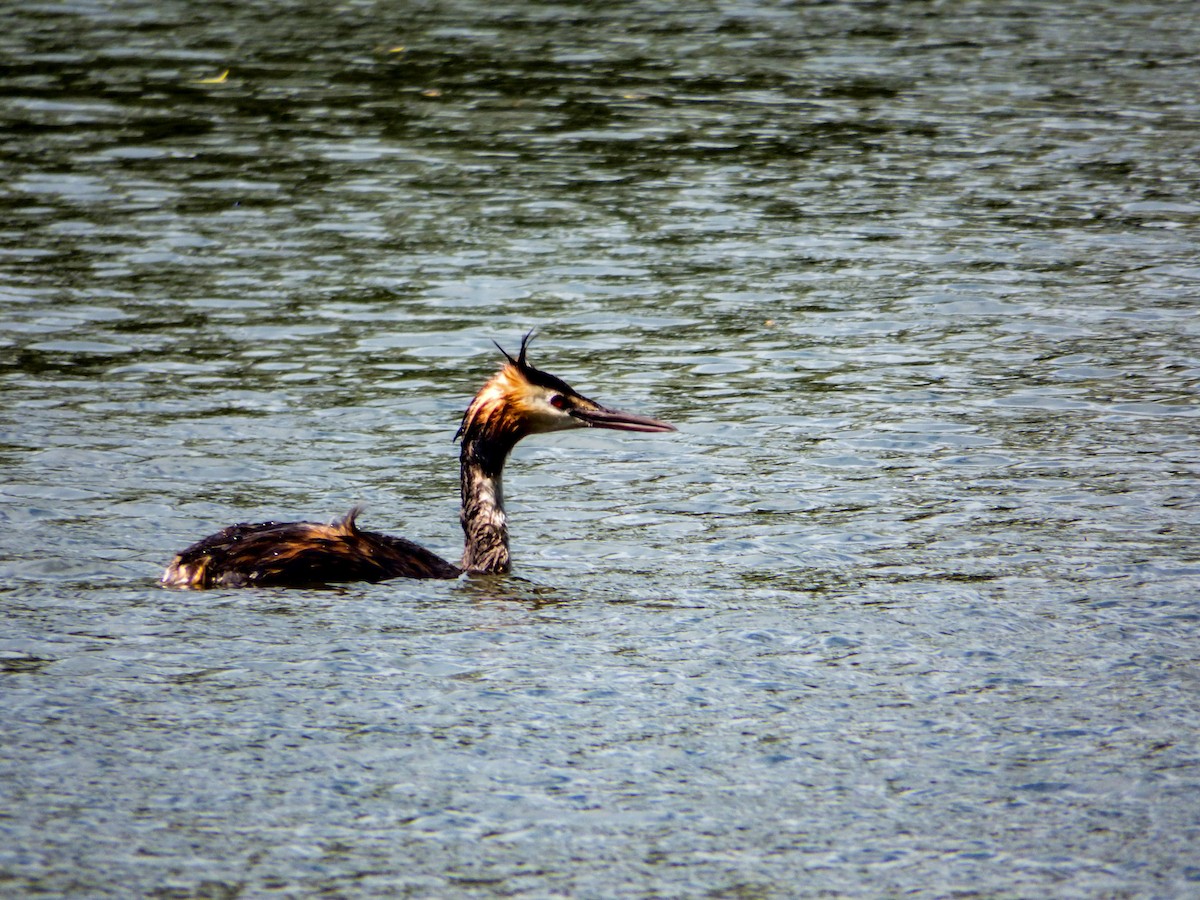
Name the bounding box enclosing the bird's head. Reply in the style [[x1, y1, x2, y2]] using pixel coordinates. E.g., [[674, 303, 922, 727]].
[[456, 332, 675, 455]]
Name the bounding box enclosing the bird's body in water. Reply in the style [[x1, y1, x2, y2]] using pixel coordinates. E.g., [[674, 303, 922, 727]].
[[161, 334, 675, 589]]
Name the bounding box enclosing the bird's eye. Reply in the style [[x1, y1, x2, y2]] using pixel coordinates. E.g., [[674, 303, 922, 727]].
[[549, 394, 568, 410]]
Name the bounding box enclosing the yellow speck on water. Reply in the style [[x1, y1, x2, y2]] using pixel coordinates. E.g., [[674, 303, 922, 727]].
[[195, 69, 229, 84]]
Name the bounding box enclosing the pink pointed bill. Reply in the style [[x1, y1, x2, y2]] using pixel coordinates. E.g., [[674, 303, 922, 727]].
[[572, 406, 676, 432]]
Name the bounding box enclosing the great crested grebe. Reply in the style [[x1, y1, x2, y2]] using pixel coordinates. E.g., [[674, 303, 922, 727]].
[[161, 333, 675, 589]]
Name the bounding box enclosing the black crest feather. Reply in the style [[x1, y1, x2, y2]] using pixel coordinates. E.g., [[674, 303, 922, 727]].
[[493, 329, 536, 370], [493, 330, 576, 396]]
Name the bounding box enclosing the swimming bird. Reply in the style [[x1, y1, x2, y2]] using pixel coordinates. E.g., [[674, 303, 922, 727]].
[[161, 333, 675, 588]]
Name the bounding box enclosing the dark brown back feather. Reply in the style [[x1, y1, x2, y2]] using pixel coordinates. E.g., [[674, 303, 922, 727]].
[[162, 507, 460, 588]]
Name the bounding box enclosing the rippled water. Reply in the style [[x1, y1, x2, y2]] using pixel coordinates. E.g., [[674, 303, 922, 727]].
[[3, 1, 1199, 897]]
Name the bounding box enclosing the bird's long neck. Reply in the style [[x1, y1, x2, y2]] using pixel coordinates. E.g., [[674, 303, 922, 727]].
[[453, 367, 540, 578], [457, 371, 529, 574], [458, 431, 516, 574]]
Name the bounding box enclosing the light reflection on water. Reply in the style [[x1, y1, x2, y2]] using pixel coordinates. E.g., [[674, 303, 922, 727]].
[[3, 0, 1200, 896]]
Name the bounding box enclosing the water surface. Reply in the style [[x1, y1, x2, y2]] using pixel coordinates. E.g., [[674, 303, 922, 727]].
[[2, 1, 1199, 897]]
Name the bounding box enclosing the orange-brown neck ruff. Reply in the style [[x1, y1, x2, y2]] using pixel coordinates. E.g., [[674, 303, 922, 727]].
[[456, 363, 531, 476]]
